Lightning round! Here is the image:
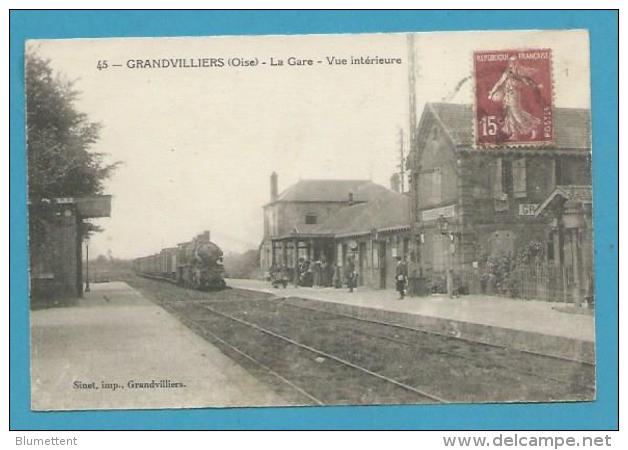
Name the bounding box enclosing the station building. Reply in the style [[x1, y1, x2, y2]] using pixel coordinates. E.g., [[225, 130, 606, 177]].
[[29, 195, 111, 304], [259, 173, 411, 289], [405, 103, 592, 303]]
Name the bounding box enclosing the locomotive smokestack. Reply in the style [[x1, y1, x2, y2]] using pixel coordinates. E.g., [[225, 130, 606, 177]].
[[270, 171, 278, 202], [202, 230, 210, 241]]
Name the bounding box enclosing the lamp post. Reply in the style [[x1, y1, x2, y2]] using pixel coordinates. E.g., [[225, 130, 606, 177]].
[[437, 214, 449, 235], [85, 239, 90, 293]]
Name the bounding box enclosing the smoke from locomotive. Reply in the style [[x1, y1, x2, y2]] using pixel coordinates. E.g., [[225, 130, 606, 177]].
[[133, 230, 226, 290]]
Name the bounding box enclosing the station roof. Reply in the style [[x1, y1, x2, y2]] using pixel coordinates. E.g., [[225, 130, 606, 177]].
[[271, 179, 394, 204], [310, 190, 411, 238], [535, 185, 593, 217], [30, 195, 112, 218], [269, 178, 411, 240]]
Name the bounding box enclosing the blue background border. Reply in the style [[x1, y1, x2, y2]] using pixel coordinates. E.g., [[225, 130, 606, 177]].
[[9, 10, 618, 430]]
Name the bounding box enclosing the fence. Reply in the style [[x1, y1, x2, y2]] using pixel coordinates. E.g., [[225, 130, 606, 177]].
[[456, 263, 587, 303], [513, 263, 575, 302]]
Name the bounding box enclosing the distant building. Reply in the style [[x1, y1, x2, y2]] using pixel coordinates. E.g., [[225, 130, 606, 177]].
[[29, 195, 111, 303], [259, 174, 411, 289], [406, 103, 592, 303]]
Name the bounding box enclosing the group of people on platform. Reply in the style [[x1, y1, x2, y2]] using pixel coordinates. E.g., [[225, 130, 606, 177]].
[[268, 255, 409, 299], [269, 257, 348, 290]]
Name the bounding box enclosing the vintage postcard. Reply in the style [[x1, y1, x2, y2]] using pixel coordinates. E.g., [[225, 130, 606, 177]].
[[26, 29, 594, 411]]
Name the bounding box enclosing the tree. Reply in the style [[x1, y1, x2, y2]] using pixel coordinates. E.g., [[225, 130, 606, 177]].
[[223, 249, 261, 279], [26, 53, 119, 242], [26, 53, 119, 201]]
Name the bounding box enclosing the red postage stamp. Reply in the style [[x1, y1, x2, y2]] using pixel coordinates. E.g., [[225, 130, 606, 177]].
[[474, 49, 553, 147]]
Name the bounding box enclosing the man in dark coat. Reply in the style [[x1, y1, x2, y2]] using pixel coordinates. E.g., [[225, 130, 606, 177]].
[[320, 258, 329, 287], [345, 257, 357, 293], [395, 256, 408, 299]]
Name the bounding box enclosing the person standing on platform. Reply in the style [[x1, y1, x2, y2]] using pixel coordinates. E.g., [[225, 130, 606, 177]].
[[312, 259, 321, 287], [332, 263, 342, 288], [395, 256, 408, 300], [320, 257, 329, 287], [345, 257, 357, 293]]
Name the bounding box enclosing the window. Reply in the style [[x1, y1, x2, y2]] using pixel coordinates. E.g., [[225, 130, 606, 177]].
[[555, 158, 591, 186], [491, 158, 504, 198], [554, 158, 563, 185], [305, 214, 317, 225], [491, 158, 509, 212], [419, 168, 442, 206], [513, 158, 527, 198]]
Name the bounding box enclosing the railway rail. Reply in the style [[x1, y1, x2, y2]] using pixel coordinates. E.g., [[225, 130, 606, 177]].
[[133, 277, 595, 405], [278, 300, 596, 389], [281, 299, 595, 366], [200, 303, 447, 403], [163, 300, 442, 405]]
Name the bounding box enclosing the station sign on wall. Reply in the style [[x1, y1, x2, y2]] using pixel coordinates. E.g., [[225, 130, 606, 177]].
[[518, 203, 539, 216], [421, 204, 456, 222]]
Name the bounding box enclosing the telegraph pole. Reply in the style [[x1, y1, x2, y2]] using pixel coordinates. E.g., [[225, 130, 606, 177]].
[[85, 239, 90, 293], [407, 33, 417, 151], [406, 32, 418, 221], [398, 128, 406, 193], [406, 33, 420, 296]]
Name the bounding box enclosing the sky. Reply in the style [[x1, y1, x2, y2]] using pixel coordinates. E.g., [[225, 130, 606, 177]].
[[28, 30, 590, 259]]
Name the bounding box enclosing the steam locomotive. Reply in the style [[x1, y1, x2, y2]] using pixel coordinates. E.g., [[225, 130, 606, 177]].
[[133, 230, 226, 290]]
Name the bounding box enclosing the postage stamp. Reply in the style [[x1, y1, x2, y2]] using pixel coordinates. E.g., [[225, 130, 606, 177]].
[[473, 49, 554, 147]]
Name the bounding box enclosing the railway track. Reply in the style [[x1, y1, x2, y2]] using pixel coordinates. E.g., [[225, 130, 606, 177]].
[[281, 299, 595, 366], [132, 278, 594, 405], [159, 298, 595, 405], [163, 300, 444, 405], [277, 300, 596, 391], [200, 302, 448, 403]]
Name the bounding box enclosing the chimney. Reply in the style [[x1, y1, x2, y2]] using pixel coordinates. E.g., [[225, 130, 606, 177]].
[[202, 230, 210, 241], [348, 191, 354, 205], [390, 173, 401, 193], [270, 172, 278, 202]]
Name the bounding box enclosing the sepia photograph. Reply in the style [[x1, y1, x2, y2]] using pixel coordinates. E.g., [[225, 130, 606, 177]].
[[26, 29, 595, 411]]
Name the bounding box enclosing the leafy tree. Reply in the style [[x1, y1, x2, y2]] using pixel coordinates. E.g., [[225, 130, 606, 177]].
[[26, 52, 119, 201], [26, 53, 119, 242]]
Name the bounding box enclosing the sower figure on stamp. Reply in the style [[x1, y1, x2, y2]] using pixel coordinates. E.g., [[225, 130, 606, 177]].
[[488, 56, 543, 141], [395, 256, 408, 300]]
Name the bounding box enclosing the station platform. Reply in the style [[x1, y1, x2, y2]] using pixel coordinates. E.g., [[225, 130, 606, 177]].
[[30, 281, 287, 411], [227, 278, 596, 363]]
